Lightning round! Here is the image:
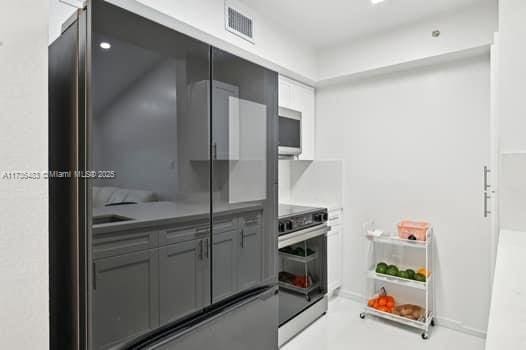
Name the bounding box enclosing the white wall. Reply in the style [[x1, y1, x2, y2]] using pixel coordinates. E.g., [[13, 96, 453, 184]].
[[0, 1, 49, 349], [316, 55, 492, 336], [48, 0, 318, 83], [278, 160, 292, 203], [497, 0, 526, 153], [279, 160, 343, 210], [317, 1, 498, 83], [496, 0, 526, 232], [500, 154, 526, 231], [48, 0, 75, 43]]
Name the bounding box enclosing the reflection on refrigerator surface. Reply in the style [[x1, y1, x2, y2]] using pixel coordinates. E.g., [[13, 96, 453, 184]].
[[86, 2, 277, 349]]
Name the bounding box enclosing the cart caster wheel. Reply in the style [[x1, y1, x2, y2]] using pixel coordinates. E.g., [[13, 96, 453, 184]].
[[430, 319, 435, 327], [306, 296, 311, 302], [360, 312, 366, 319], [421, 332, 429, 340]]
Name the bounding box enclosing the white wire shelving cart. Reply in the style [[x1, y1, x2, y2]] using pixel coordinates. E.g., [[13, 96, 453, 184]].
[[359, 227, 435, 339]]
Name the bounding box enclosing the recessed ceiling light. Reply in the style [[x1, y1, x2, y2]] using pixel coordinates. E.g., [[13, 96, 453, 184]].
[[100, 42, 111, 50], [371, 0, 386, 4]]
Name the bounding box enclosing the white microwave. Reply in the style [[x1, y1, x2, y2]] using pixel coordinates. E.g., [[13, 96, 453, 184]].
[[278, 107, 302, 157]]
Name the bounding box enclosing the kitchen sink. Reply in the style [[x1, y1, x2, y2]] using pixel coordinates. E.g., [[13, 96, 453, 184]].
[[93, 214, 132, 225]]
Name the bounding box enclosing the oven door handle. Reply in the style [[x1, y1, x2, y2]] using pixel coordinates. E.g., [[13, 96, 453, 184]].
[[278, 225, 330, 249]]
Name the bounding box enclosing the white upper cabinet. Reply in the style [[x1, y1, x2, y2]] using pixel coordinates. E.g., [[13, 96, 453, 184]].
[[296, 84, 315, 161], [278, 75, 315, 160], [278, 78, 294, 110]]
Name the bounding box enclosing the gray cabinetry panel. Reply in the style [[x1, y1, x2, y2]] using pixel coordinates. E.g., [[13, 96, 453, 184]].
[[93, 250, 159, 349], [211, 211, 264, 302], [93, 229, 158, 260], [159, 221, 209, 247], [238, 214, 262, 291], [212, 229, 237, 303], [92, 211, 266, 347], [159, 238, 210, 325], [212, 215, 237, 233]]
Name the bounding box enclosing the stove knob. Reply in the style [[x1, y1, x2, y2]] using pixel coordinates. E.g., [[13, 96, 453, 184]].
[[313, 213, 323, 222], [323, 213, 328, 221], [285, 221, 293, 231], [278, 222, 285, 233]]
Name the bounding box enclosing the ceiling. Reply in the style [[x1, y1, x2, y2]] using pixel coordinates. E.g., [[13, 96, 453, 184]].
[[243, 0, 494, 49]]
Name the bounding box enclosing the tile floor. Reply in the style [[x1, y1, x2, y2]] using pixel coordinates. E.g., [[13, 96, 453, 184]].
[[282, 297, 485, 350]]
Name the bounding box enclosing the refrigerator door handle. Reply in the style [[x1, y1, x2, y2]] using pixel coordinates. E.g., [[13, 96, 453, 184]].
[[198, 239, 204, 260], [240, 229, 245, 248], [93, 262, 96, 290]]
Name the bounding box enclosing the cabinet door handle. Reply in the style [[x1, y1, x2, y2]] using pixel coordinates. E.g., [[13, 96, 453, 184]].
[[199, 239, 204, 260], [92, 262, 96, 290], [240, 229, 245, 248], [212, 142, 217, 160]]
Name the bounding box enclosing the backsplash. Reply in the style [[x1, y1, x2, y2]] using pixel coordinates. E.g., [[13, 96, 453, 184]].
[[278, 159, 343, 209]]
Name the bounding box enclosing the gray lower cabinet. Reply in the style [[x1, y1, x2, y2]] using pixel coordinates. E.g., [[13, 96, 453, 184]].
[[92, 210, 264, 348], [211, 212, 263, 302], [159, 238, 210, 325], [238, 216, 262, 291], [93, 250, 159, 349], [212, 229, 237, 302]]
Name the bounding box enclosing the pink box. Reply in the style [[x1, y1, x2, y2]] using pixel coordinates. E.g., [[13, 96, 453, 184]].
[[397, 220, 430, 241]]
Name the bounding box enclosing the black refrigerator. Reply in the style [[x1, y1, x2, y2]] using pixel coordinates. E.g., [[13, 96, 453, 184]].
[[49, 1, 278, 349]]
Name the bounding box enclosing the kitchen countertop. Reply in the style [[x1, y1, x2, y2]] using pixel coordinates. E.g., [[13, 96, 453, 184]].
[[279, 202, 342, 213], [92, 200, 263, 234], [485, 229, 526, 349]]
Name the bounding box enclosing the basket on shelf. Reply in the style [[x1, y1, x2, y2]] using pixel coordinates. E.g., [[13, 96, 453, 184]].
[[360, 220, 435, 340]]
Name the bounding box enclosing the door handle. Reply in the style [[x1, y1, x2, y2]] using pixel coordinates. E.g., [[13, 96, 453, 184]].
[[484, 166, 491, 191], [484, 192, 491, 218], [205, 238, 209, 259], [483, 166, 492, 218], [240, 229, 245, 248], [199, 239, 204, 260]]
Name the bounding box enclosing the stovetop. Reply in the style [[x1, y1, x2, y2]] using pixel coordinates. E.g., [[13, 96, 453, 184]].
[[278, 204, 328, 235], [278, 204, 325, 219]]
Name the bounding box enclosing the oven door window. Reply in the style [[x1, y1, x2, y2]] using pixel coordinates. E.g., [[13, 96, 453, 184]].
[[278, 234, 327, 325], [279, 117, 301, 148]]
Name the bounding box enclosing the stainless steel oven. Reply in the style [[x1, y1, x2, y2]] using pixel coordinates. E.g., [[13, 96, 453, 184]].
[[277, 205, 328, 346], [278, 107, 302, 157]]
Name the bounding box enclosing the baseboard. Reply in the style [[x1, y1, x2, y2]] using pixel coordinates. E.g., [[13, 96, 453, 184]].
[[434, 316, 487, 339], [338, 289, 487, 339], [337, 289, 365, 303]]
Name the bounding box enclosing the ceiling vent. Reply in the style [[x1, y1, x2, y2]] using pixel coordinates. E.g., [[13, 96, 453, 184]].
[[225, 1, 255, 43]]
